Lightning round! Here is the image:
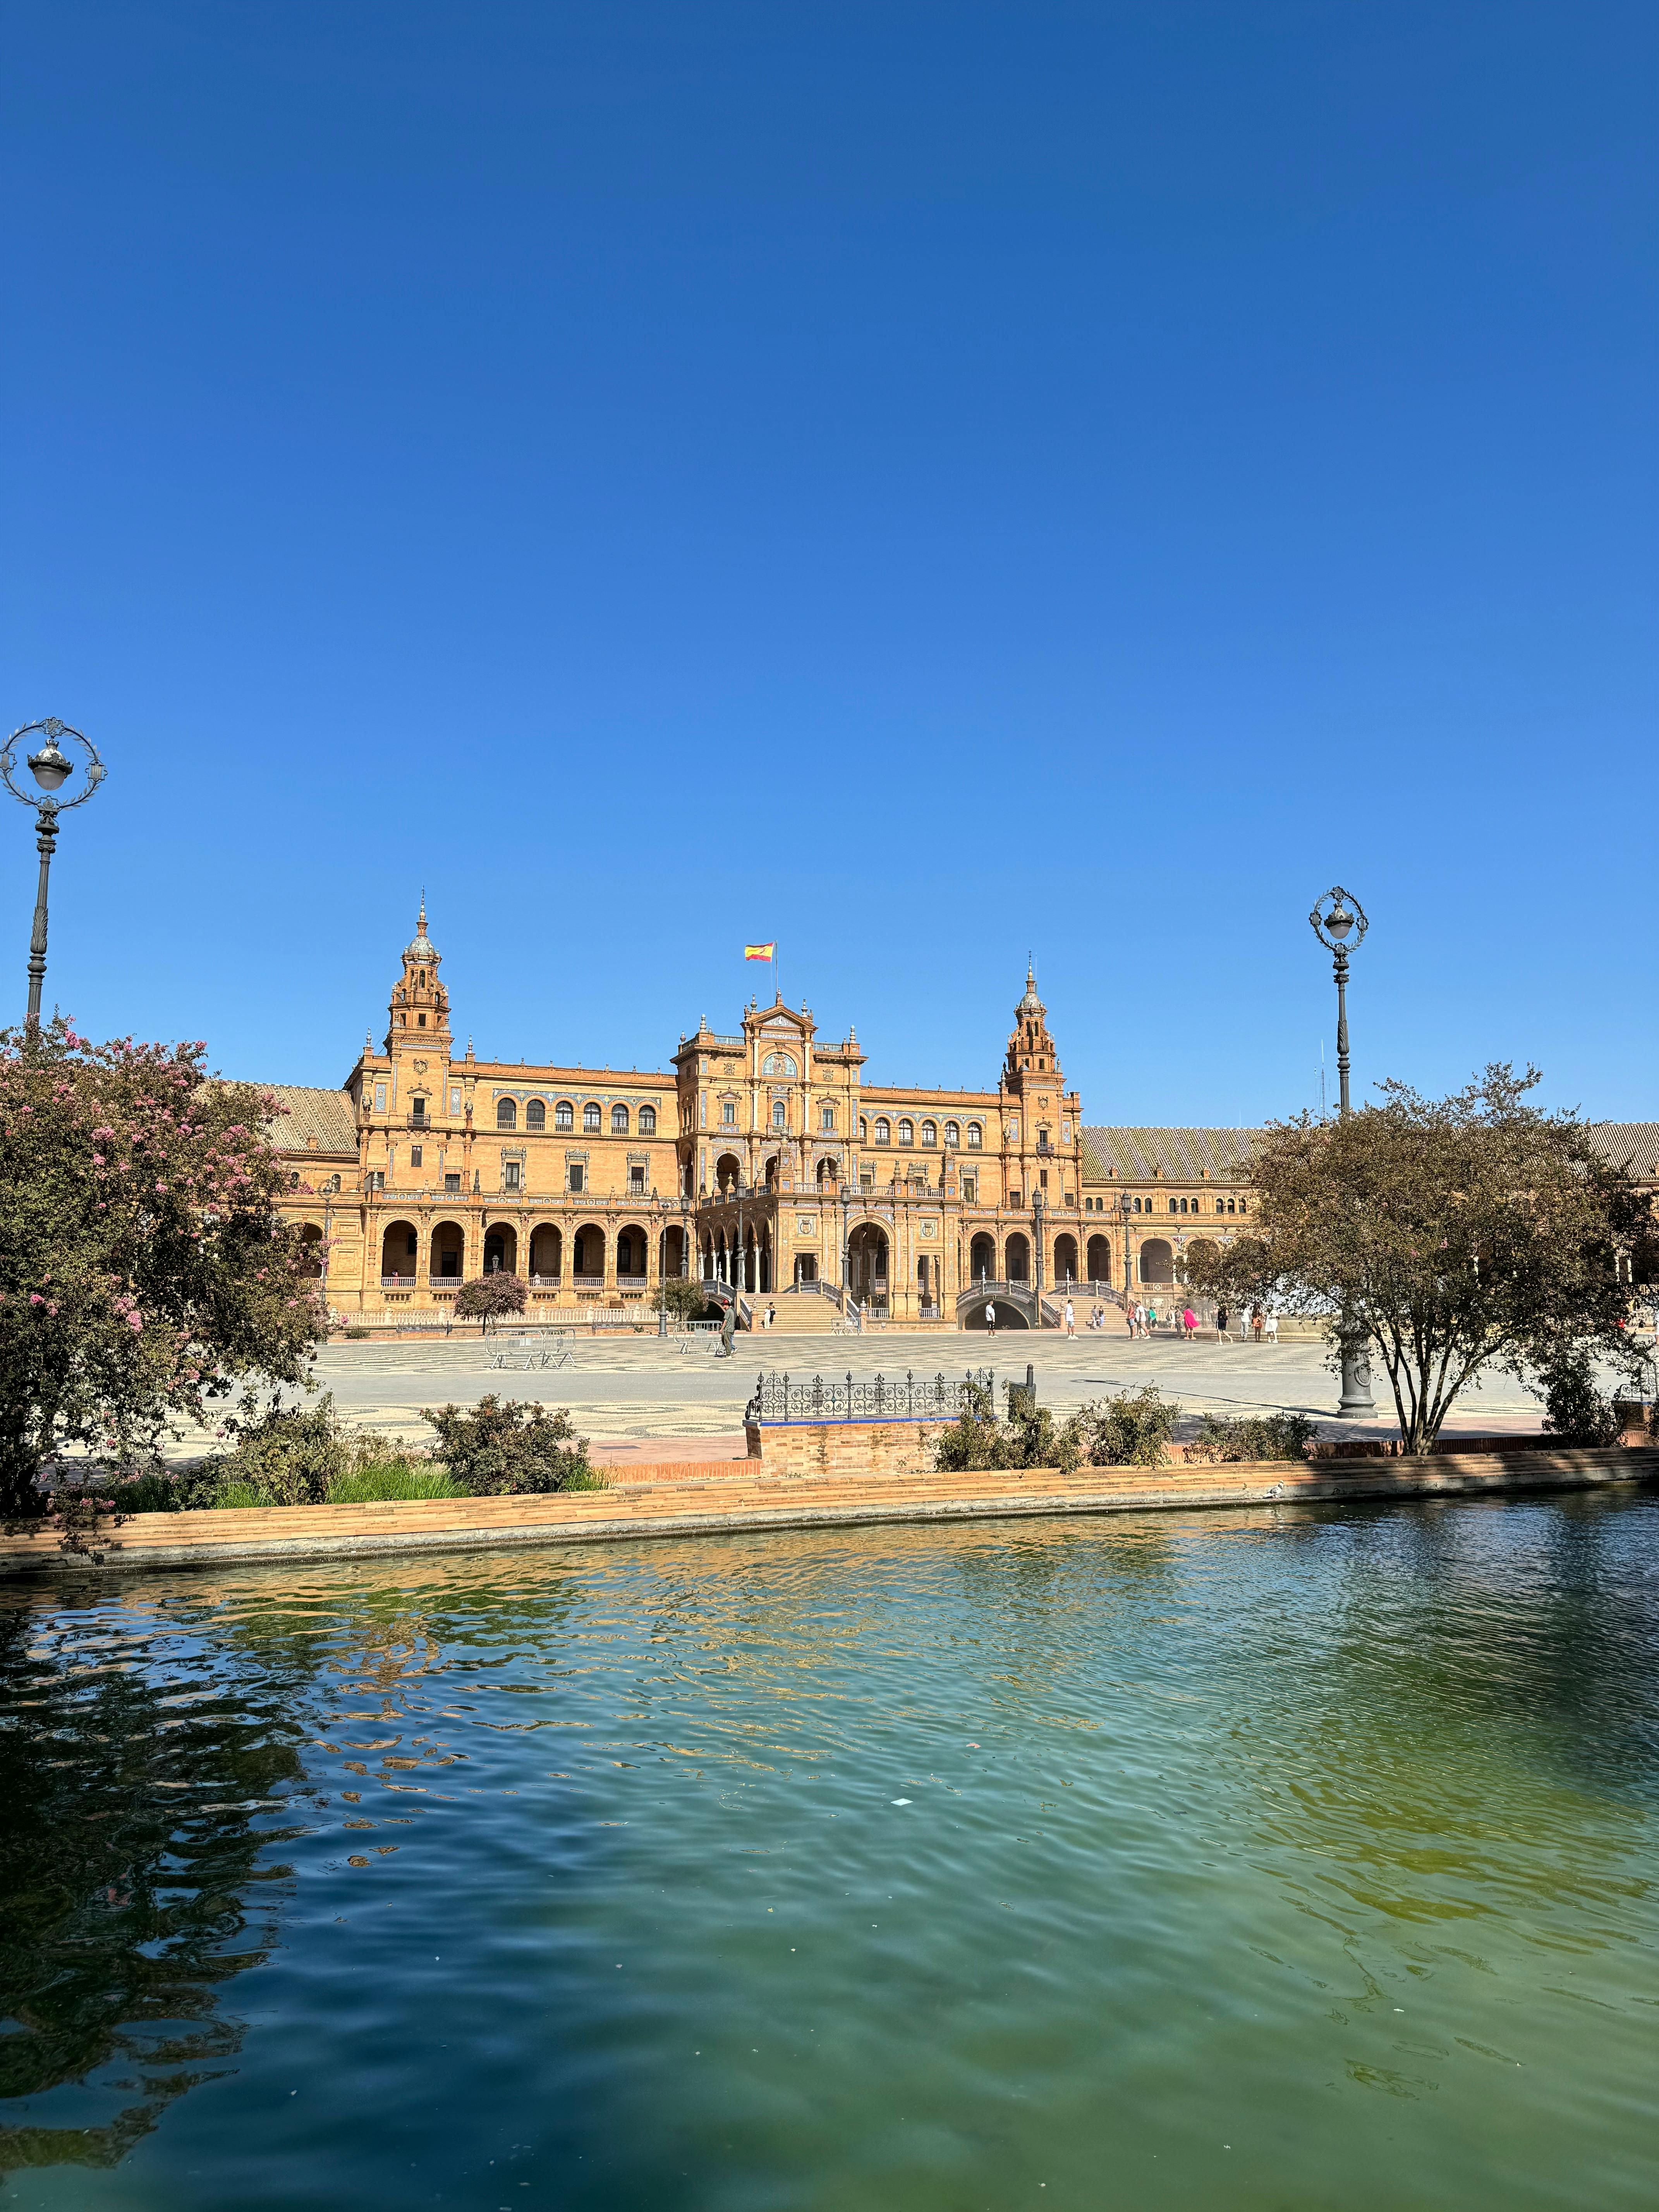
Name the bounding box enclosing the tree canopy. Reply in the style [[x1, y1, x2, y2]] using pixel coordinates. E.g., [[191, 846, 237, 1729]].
[[1184, 1065, 1652, 1452], [453, 1273, 527, 1329], [0, 1019, 325, 1518]]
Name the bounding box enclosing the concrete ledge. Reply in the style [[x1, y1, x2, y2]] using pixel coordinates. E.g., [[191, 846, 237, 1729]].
[[1, 1448, 1653, 1578]]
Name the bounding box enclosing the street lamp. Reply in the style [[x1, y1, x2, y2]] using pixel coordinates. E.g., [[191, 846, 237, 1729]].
[[1309, 886, 1376, 1415], [1118, 1187, 1135, 1308], [2, 719, 106, 1040]]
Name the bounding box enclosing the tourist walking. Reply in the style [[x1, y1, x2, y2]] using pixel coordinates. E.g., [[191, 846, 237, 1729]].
[[1182, 1304, 1197, 1340], [986, 1299, 998, 1336], [1250, 1306, 1263, 1343], [1216, 1302, 1229, 1338], [1064, 1298, 1075, 1338]]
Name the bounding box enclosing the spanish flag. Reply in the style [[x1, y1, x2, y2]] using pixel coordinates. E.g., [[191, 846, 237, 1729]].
[[744, 942, 776, 961]]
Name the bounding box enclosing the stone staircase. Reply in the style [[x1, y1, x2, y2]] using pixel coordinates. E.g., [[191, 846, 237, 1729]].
[[756, 1290, 846, 1333]]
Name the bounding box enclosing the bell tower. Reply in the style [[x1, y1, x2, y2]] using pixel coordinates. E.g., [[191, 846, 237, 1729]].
[[385, 898, 453, 1058], [1005, 960, 1059, 1082], [997, 959, 1080, 1214]]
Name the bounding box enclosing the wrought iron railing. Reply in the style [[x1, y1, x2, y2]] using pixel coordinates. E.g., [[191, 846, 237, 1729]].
[[747, 1367, 994, 1424]]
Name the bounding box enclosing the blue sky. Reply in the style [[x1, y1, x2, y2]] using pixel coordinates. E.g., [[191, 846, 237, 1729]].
[[5, 2, 1653, 1122]]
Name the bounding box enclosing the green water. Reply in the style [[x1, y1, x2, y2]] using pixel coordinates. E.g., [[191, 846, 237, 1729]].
[[2, 1492, 1656, 2210]]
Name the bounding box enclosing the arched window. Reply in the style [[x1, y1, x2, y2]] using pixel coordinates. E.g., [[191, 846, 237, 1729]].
[[772, 1099, 787, 1128], [638, 1104, 656, 1134], [920, 1120, 937, 1147], [944, 1121, 959, 1147], [555, 1101, 574, 1130], [967, 1122, 982, 1148], [525, 1099, 546, 1130], [874, 1118, 890, 1144], [820, 1105, 835, 1132], [859, 1116, 868, 1141], [611, 1103, 629, 1133], [898, 1119, 914, 1146], [496, 1098, 517, 1130], [584, 1102, 601, 1132]]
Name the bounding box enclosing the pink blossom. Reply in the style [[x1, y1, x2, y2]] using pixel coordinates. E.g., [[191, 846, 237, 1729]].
[[127, 1313, 143, 1331], [29, 1292, 44, 1307]]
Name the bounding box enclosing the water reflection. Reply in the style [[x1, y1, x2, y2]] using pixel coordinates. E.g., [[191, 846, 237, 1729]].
[[0, 1598, 318, 2178]]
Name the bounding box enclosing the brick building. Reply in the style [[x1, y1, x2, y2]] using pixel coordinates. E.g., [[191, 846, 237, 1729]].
[[265, 906, 1641, 1328]]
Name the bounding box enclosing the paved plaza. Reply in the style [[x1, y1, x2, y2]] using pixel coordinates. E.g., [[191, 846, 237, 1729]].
[[297, 1327, 1578, 1464]]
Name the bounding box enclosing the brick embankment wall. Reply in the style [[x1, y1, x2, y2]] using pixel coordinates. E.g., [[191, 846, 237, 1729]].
[[746, 1419, 951, 1478], [2, 1449, 1654, 1580]]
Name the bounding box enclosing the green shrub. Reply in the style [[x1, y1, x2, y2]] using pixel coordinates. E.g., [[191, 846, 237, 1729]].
[[420, 1396, 600, 1495], [120, 1393, 392, 1510], [326, 1460, 462, 1503], [1185, 1410, 1317, 1464], [1073, 1386, 1180, 1468], [1538, 1351, 1623, 1447], [934, 1382, 1082, 1474], [199, 1393, 358, 1505], [343, 1326, 370, 1340]]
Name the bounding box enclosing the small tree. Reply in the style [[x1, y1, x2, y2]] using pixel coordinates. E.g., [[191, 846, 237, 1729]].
[[1186, 1065, 1650, 1453], [0, 1019, 325, 1523], [453, 1273, 527, 1332], [1177, 1238, 1219, 1288], [656, 1275, 710, 1326]]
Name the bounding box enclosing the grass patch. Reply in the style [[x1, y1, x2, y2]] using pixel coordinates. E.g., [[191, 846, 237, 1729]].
[[325, 1460, 463, 1504], [214, 1480, 273, 1510]]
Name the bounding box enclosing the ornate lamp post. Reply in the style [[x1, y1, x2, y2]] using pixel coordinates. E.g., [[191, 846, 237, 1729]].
[[2, 719, 106, 1041], [1119, 1188, 1135, 1306], [1309, 886, 1376, 1415]]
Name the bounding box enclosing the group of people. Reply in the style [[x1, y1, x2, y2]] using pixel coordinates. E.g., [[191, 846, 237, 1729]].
[[1127, 1302, 1200, 1340], [1119, 1300, 1280, 1343]]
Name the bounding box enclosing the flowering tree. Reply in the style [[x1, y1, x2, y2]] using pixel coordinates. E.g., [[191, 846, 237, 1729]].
[[0, 1018, 326, 1520], [453, 1273, 527, 1331]]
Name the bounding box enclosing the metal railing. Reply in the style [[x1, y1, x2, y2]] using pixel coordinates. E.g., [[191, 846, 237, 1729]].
[[747, 1367, 994, 1424]]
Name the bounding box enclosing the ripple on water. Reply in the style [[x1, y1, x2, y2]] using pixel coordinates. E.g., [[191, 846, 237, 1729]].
[[1, 1492, 1657, 2211]]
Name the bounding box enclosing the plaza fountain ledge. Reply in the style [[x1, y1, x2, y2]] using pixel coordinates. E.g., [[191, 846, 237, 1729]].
[[0, 1445, 1654, 1577]]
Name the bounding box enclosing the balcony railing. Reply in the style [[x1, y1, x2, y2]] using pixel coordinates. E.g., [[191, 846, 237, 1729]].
[[529, 1273, 563, 1287], [380, 1273, 416, 1288]]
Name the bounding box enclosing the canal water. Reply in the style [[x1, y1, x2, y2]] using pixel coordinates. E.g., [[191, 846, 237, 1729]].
[[2, 1492, 1656, 2211]]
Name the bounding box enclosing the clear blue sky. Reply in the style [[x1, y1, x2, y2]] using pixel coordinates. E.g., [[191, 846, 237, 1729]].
[[5, 2, 1653, 1123]]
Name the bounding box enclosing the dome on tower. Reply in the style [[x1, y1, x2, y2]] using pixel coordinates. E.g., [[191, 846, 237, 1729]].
[[404, 897, 440, 965], [1017, 960, 1043, 1017]]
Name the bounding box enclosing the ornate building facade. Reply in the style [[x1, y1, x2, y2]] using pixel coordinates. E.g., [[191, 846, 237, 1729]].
[[269, 906, 1261, 1326]]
